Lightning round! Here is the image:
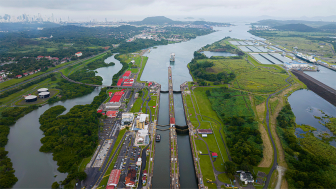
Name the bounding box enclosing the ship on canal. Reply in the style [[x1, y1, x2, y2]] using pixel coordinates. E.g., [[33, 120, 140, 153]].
[[295, 52, 316, 63], [170, 53, 175, 62], [156, 134, 161, 142]]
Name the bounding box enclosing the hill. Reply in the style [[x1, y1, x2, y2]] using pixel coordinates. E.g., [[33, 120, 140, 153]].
[[253, 19, 335, 28], [273, 24, 319, 32], [319, 24, 336, 30], [130, 16, 230, 26], [131, 16, 179, 25]]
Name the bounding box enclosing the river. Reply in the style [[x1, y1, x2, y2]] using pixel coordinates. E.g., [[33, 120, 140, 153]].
[[5, 55, 122, 188]]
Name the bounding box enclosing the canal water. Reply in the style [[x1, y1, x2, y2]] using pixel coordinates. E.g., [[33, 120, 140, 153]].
[[142, 24, 263, 188], [288, 65, 336, 147], [6, 22, 336, 188], [5, 55, 122, 188]]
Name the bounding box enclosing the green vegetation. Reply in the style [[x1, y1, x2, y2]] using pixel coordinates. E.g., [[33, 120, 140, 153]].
[[249, 30, 336, 61], [84, 52, 115, 70], [201, 37, 244, 56], [47, 70, 101, 104], [39, 88, 108, 187], [112, 54, 130, 85], [254, 95, 267, 105], [0, 73, 55, 99], [0, 25, 143, 59], [324, 118, 336, 135], [138, 57, 148, 82], [296, 124, 317, 132], [189, 51, 236, 86], [111, 39, 168, 54], [0, 106, 39, 188], [207, 87, 263, 168], [276, 104, 336, 188]]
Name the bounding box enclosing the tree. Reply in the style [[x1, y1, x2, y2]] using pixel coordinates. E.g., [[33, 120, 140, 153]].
[[52, 182, 60, 189], [225, 161, 236, 180]]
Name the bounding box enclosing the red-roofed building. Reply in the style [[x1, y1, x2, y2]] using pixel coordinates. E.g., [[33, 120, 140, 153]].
[[170, 117, 175, 127], [29, 71, 34, 75], [52, 57, 59, 60], [37, 55, 44, 59], [107, 111, 118, 118], [23, 73, 28, 76], [75, 52, 82, 57], [197, 129, 213, 134], [45, 56, 51, 60], [109, 92, 124, 103], [212, 152, 218, 158], [122, 71, 131, 79], [114, 91, 124, 96], [125, 169, 136, 187], [148, 82, 152, 86], [103, 46, 110, 50], [117, 78, 124, 86], [16, 75, 22, 78], [106, 169, 121, 189], [97, 109, 103, 113]]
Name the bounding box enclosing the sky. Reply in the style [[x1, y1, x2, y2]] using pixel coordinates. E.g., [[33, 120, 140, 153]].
[[0, 0, 335, 22]]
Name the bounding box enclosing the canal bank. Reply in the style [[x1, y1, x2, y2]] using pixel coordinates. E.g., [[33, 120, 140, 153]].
[[144, 25, 264, 188], [5, 54, 122, 188]]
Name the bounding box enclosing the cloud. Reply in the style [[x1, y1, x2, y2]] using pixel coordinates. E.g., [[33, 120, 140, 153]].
[[0, 0, 156, 11]]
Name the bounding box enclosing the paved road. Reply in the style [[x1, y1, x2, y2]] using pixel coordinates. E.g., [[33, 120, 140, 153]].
[[0, 52, 107, 93], [137, 142, 151, 189], [263, 71, 292, 189]]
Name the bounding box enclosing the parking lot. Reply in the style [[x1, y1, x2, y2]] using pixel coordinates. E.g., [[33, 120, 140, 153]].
[[111, 133, 142, 188]]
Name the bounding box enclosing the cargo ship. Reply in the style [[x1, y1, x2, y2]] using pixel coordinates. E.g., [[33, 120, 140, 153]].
[[170, 53, 175, 62], [156, 134, 161, 142], [295, 52, 316, 63]]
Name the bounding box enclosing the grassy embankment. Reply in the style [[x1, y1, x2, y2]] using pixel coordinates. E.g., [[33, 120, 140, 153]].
[[185, 37, 306, 187]]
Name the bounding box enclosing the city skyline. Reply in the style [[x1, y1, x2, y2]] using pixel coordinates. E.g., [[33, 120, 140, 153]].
[[0, 0, 336, 22]]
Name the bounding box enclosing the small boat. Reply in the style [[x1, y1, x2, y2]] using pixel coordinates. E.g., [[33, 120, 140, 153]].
[[156, 134, 161, 142], [229, 30, 232, 32], [170, 53, 175, 62]]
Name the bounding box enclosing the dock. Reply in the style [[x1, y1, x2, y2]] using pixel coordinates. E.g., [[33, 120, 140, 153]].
[[168, 67, 180, 189]]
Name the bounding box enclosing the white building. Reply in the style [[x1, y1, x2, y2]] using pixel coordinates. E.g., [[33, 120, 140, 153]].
[[240, 171, 254, 184], [75, 52, 82, 57], [284, 61, 310, 69], [122, 113, 134, 126], [105, 102, 121, 110]]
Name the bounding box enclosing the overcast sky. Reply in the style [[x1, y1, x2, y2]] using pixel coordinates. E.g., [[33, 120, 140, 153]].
[[0, 0, 335, 22]]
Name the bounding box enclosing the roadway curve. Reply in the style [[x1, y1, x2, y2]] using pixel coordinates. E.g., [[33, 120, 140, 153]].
[[0, 52, 107, 93], [263, 71, 292, 189]]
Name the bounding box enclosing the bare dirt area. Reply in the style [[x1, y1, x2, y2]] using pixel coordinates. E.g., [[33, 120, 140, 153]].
[[269, 84, 300, 168], [258, 122, 273, 167], [256, 102, 265, 122], [255, 101, 273, 167], [280, 178, 288, 189]]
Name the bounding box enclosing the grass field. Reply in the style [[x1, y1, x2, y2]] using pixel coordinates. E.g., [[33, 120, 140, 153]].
[[0, 53, 106, 90], [184, 87, 232, 185]]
